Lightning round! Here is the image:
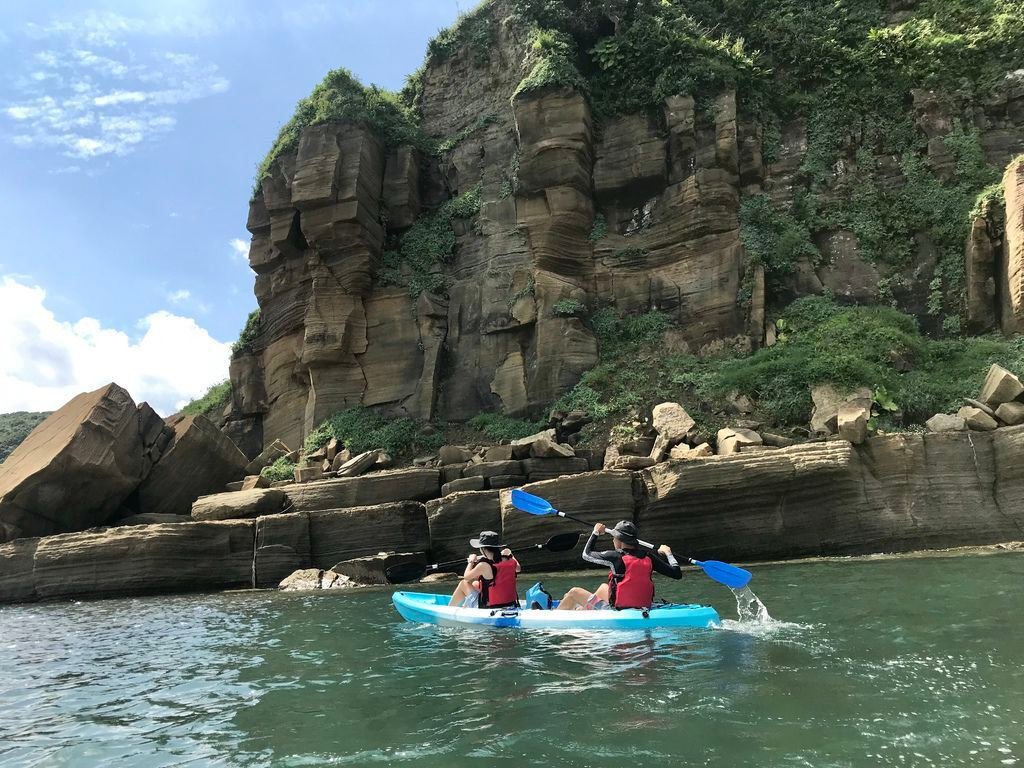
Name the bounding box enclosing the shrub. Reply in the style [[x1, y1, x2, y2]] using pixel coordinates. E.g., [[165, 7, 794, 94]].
[[232, 310, 261, 358], [552, 298, 585, 317], [468, 413, 546, 441], [181, 381, 232, 419], [261, 456, 297, 483], [303, 407, 443, 458]]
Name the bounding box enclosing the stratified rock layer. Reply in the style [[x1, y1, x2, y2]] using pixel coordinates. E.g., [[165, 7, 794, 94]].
[[0, 384, 152, 543]]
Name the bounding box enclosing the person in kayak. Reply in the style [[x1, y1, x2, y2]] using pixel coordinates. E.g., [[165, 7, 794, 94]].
[[556, 521, 681, 610], [447, 530, 522, 608]]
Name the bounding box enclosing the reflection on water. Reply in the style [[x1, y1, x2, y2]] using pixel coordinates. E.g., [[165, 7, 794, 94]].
[[1, 554, 1022, 767]]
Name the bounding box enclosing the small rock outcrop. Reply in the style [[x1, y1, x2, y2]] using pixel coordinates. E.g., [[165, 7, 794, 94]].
[[279, 568, 356, 591]]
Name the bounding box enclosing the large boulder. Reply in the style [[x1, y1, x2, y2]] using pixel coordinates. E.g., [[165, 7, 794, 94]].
[[0, 384, 154, 543], [245, 439, 291, 477], [979, 364, 1024, 406], [308, 500, 430, 567], [191, 488, 286, 520], [137, 415, 248, 517]]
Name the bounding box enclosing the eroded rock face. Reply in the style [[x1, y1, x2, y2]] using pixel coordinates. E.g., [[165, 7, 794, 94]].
[[137, 415, 248, 517], [0, 384, 151, 543], [1004, 157, 1024, 334]]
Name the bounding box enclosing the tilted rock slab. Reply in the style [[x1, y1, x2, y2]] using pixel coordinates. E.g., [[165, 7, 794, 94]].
[[137, 415, 248, 517], [0, 383, 162, 543]]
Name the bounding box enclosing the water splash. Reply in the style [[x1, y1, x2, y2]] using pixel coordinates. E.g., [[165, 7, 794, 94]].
[[731, 585, 772, 624]]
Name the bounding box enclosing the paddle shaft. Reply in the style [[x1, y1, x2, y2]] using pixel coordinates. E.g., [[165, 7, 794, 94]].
[[423, 536, 576, 575], [550, 510, 703, 566]]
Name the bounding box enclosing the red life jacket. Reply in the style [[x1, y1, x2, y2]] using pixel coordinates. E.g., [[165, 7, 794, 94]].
[[478, 558, 518, 608], [609, 553, 655, 609]]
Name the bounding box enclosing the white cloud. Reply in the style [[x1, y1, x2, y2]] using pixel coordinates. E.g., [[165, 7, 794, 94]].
[[3, 35, 228, 161], [167, 289, 191, 304], [0, 276, 230, 416], [229, 238, 249, 262]]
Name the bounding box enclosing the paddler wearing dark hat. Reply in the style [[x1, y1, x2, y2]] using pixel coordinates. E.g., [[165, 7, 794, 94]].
[[447, 530, 522, 608], [557, 521, 681, 610]]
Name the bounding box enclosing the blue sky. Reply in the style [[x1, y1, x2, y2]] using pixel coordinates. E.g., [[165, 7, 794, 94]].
[[0, 0, 463, 414]]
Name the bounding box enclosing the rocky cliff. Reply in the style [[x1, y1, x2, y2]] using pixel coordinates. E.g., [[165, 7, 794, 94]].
[[227, 0, 1024, 457]]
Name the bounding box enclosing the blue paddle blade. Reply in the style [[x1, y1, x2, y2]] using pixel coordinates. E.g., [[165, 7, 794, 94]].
[[510, 489, 556, 516], [693, 559, 752, 589]]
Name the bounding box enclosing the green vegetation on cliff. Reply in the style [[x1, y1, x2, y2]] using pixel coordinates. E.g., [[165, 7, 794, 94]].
[[0, 412, 49, 463], [261, 456, 297, 483], [181, 381, 232, 419], [303, 407, 443, 459], [554, 299, 1024, 436], [232, 310, 261, 358]]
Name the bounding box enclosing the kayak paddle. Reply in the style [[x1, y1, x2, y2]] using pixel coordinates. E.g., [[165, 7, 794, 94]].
[[509, 489, 752, 589], [383, 532, 582, 584]]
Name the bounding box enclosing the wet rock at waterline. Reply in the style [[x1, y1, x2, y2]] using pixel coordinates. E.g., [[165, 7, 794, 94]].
[[278, 568, 356, 592], [331, 551, 426, 586]]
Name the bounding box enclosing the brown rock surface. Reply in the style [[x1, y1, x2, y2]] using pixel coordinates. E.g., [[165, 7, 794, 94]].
[[1, 521, 255, 602], [0, 384, 147, 543], [254, 511, 311, 587], [838, 399, 873, 445], [284, 468, 440, 512], [926, 414, 967, 432], [1004, 157, 1024, 334], [810, 385, 872, 435], [996, 401, 1024, 426], [191, 488, 286, 521], [332, 551, 426, 585], [137, 415, 248, 517], [308, 500, 429, 567], [426, 490, 502, 564], [957, 406, 999, 431]]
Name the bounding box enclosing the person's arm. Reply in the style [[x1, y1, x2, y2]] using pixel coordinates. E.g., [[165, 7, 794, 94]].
[[501, 548, 522, 573], [462, 557, 493, 582], [582, 525, 618, 569], [650, 545, 683, 579]]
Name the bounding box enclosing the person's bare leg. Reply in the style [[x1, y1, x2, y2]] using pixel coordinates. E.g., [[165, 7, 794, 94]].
[[557, 587, 592, 610], [448, 580, 477, 606], [593, 583, 610, 604]]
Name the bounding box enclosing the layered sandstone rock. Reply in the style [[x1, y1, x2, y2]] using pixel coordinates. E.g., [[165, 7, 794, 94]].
[[191, 488, 287, 521], [283, 468, 440, 512], [307, 501, 429, 567], [426, 490, 502, 564], [137, 415, 248, 517], [0, 384, 157, 543], [1, 521, 255, 602], [1004, 157, 1024, 334]]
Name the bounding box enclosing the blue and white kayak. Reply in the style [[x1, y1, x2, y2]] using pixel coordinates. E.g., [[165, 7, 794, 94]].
[[392, 592, 720, 630]]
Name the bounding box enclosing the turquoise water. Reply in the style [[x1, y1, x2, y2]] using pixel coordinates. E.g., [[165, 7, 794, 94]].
[[1, 552, 1023, 767]]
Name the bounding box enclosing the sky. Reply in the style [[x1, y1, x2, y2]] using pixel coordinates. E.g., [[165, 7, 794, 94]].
[[0, 0, 464, 415]]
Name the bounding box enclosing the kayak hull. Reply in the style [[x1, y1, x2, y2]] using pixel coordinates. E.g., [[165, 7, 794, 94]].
[[392, 591, 720, 630]]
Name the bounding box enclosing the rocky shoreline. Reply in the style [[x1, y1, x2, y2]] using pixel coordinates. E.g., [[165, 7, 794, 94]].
[[2, 423, 1023, 604]]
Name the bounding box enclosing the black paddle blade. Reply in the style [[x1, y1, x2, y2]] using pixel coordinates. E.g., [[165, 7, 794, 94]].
[[544, 532, 581, 553], [384, 562, 429, 584]]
